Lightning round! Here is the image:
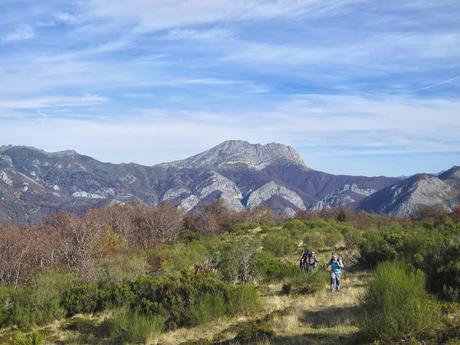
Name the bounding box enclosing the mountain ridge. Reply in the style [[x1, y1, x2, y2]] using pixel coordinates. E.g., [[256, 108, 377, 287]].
[[0, 141, 458, 224], [158, 140, 307, 171]]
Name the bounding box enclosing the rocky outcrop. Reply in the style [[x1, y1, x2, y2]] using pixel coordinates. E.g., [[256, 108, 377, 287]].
[[194, 171, 244, 211], [159, 140, 306, 170], [359, 174, 459, 216], [311, 183, 377, 210], [247, 181, 306, 210]]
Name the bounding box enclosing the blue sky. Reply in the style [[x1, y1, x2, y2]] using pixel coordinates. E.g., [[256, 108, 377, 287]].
[[0, 0, 459, 176]]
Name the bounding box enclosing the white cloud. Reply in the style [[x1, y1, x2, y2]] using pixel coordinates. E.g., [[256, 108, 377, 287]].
[[2, 25, 35, 42], [0, 94, 107, 110], [54, 12, 79, 24], [165, 28, 234, 41]]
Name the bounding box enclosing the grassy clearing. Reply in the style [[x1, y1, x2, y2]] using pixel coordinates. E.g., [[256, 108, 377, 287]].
[[149, 270, 367, 345]]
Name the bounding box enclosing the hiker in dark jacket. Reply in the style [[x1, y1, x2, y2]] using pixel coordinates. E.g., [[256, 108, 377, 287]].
[[299, 249, 309, 271], [306, 251, 320, 272]]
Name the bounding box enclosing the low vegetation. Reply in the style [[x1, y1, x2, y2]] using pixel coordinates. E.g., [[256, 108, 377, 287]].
[[0, 203, 458, 344]]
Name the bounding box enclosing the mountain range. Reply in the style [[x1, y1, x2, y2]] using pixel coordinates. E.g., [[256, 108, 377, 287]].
[[0, 140, 458, 224]]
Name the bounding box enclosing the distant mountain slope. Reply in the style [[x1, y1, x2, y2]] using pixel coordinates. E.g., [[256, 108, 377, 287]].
[[0, 140, 455, 224], [358, 169, 460, 216]]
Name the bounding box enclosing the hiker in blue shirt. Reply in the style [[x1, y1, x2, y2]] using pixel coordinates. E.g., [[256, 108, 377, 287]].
[[327, 252, 344, 292]]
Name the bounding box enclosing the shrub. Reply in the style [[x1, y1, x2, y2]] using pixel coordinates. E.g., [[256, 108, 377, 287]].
[[0, 272, 74, 328], [13, 332, 44, 345], [254, 251, 296, 282], [341, 227, 363, 249], [285, 269, 328, 294], [187, 292, 226, 326], [426, 241, 460, 302], [262, 231, 296, 257], [227, 284, 261, 315], [99, 309, 164, 344], [302, 231, 328, 251], [128, 274, 260, 329], [360, 261, 441, 342], [282, 219, 308, 240], [358, 222, 460, 301], [62, 283, 100, 315], [359, 231, 398, 267], [215, 240, 257, 283]]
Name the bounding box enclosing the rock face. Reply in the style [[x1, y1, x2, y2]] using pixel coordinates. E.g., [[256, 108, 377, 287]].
[[1, 140, 456, 224], [311, 183, 376, 211], [359, 172, 460, 216], [159, 140, 306, 170], [247, 181, 306, 210]]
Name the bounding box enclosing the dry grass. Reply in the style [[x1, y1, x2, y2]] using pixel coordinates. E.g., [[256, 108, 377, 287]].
[[0, 258, 368, 345], [149, 271, 368, 345], [270, 272, 366, 339]]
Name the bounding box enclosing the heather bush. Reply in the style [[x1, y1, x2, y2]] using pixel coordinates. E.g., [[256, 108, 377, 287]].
[[262, 230, 296, 257], [215, 240, 257, 283], [187, 292, 227, 326], [286, 269, 329, 294], [0, 272, 74, 328], [13, 332, 44, 345], [360, 261, 441, 342], [128, 274, 259, 329], [254, 251, 296, 282], [359, 221, 460, 301], [227, 284, 261, 315], [99, 309, 164, 344]]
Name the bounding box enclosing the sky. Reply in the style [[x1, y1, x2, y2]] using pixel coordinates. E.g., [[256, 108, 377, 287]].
[[0, 0, 459, 176]]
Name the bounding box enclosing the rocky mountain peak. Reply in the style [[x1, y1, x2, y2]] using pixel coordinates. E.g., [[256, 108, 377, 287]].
[[158, 140, 307, 171]]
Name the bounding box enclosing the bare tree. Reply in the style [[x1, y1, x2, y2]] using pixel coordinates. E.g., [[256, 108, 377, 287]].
[[0, 225, 33, 285]]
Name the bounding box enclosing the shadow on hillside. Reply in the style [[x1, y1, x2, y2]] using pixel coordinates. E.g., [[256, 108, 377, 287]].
[[212, 332, 362, 345], [298, 305, 360, 328], [270, 332, 362, 345]]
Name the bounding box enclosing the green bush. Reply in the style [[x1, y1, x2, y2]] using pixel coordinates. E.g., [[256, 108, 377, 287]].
[[227, 284, 261, 315], [302, 231, 328, 251], [287, 269, 329, 294], [128, 274, 260, 329], [254, 251, 296, 282], [62, 279, 133, 316], [215, 240, 257, 283], [358, 221, 460, 301], [99, 309, 164, 344], [62, 283, 100, 315], [360, 261, 441, 342], [282, 219, 308, 240], [0, 272, 74, 328], [187, 292, 226, 326], [262, 230, 296, 257], [342, 227, 364, 249], [13, 332, 44, 345], [426, 241, 460, 302]]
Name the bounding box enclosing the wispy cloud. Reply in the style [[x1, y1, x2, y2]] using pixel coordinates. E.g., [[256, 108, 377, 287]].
[[0, 0, 459, 175], [83, 0, 342, 32], [2, 25, 35, 42], [0, 94, 107, 111], [418, 76, 460, 91], [165, 28, 234, 41]]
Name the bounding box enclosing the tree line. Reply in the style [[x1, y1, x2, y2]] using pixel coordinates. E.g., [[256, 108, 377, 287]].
[[1, 200, 459, 286]]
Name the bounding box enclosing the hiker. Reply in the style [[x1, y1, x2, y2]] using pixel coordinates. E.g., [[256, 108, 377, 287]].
[[299, 249, 309, 271], [306, 251, 320, 272], [327, 252, 344, 292]]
